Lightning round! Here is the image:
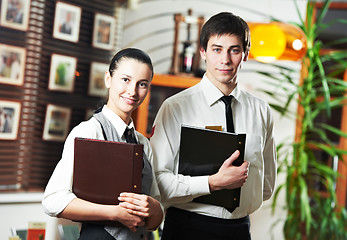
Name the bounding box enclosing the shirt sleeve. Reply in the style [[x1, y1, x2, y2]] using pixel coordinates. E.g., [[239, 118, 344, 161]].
[[262, 105, 277, 201], [42, 119, 101, 217], [150, 101, 210, 208]]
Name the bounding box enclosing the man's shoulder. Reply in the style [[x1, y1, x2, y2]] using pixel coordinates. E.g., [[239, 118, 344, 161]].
[[164, 83, 201, 103], [240, 89, 269, 107]]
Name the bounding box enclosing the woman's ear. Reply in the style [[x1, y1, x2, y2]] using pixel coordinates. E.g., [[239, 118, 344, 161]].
[[104, 71, 112, 88]]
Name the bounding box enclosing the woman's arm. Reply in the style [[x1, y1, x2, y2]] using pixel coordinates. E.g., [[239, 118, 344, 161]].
[[59, 197, 145, 232]]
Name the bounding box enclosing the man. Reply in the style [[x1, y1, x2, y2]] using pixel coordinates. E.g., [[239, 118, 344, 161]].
[[150, 12, 277, 240], [60, 11, 73, 34]]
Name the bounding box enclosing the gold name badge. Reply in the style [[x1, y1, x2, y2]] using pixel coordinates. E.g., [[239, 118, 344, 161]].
[[205, 126, 223, 131]]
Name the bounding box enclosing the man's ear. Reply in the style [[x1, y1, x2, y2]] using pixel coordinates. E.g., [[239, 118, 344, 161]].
[[199, 47, 207, 61], [104, 71, 112, 88], [243, 51, 249, 61]]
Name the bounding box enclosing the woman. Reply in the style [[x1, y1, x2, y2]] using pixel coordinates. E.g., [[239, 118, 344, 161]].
[[42, 48, 163, 239]]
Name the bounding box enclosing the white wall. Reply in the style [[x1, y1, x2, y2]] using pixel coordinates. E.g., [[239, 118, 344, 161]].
[[0, 1, 306, 239], [0, 193, 79, 240]]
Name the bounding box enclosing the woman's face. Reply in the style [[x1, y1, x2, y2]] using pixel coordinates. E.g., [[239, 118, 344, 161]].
[[105, 58, 152, 124]]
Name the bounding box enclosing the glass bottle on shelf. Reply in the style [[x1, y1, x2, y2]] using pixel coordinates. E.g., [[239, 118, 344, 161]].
[[181, 9, 194, 73]]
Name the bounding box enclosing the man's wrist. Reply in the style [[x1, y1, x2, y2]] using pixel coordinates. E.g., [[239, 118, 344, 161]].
[[208, 175, 221, 192]]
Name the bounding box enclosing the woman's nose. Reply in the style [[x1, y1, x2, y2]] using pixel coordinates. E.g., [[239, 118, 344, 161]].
[[127, 83, 137, 96]]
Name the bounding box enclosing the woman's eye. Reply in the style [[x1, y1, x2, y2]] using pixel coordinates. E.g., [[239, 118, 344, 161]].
[[122, 78, 129, 82], [139, 82, 148, 88]]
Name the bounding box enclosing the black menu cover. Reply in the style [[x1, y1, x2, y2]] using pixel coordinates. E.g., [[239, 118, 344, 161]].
[[178, 125, 246, 211]]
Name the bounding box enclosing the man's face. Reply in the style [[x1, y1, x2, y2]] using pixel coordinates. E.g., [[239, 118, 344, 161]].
[[200, 34, 248, 93]]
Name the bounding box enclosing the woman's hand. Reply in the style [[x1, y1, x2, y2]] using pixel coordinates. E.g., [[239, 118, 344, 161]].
[[118, 192, 163, 230], [112, 204, 145, 232], [57, 198, 145, 232]]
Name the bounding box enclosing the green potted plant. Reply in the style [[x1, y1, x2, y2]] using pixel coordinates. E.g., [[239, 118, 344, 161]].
[[256, 0, 347, 239]]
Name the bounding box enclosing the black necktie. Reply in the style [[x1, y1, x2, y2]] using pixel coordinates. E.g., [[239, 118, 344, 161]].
[[221, 95, 240, 213], [220, 95, 235, 133], [124, 127, 137, 144]]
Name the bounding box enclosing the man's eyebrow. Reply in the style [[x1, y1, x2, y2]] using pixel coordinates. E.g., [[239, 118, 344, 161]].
[[210, 44, 241, 49], [211, 44, 223, 48]]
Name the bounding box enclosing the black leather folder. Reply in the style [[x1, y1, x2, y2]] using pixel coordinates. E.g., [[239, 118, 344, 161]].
[[178, 125, 246, 211]]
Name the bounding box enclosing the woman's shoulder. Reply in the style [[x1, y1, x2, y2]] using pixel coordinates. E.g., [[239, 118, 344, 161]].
[[135, 130, 149, 145], [135, 131, 152, 154], [68, 117, 102, 140]]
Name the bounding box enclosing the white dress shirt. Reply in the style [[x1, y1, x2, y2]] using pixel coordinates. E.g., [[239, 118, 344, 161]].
[[150, 75, 277, 219], [42, 105, 161, 217]]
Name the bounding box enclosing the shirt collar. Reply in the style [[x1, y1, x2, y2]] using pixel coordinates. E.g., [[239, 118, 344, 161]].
[[201, 74, 241, 106], [101, 105, 135, 138]]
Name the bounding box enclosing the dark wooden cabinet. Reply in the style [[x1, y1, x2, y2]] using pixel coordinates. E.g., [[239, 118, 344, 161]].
[[132, 74, 200, 138]]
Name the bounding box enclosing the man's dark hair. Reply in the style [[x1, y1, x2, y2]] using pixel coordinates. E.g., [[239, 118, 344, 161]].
[[200, 12, 251, 53]]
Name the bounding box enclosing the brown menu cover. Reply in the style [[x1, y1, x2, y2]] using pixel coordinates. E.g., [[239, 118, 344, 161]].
[[73, 137, 143, 206], [178, 125, 246, 211]]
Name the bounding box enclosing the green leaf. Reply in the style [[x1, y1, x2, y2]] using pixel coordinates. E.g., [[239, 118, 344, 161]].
[[298, 176, 311, 233], [320, 123, 347, 138]]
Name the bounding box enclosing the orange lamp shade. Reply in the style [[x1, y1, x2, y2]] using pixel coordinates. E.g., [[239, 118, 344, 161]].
[[248, 22, 307, 62]]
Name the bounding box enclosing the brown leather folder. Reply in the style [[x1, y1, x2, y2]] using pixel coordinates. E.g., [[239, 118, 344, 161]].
[[178, 125, 246, 212], [73, 137, 143, 206]]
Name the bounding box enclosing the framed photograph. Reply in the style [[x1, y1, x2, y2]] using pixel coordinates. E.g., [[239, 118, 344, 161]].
[[0, 100, 21, 140], [0, 0, 31, 31], [42, 104, 71, 141], [0, 44, 26, 86], [53, 1, 81, 43], [88, 61, 108, 97], [48, 53, 77, 92], [92, 13, 116, 50]]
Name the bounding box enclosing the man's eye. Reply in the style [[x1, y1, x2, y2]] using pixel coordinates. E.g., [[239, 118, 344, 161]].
[[213, 48, 221, 53], [231, 48, 240, 54]]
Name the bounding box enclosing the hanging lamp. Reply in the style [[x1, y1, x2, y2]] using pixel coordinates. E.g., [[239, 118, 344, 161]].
[[248, 22, 307, 62]]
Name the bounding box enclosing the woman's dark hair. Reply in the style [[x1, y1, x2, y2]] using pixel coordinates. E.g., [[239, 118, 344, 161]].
[[200, 12, 251, 53], [109, 48, 153, 78]]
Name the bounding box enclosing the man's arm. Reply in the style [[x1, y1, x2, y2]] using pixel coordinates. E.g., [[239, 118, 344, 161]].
[[150, 101, 249, 206], [263, 106, 277, 201]]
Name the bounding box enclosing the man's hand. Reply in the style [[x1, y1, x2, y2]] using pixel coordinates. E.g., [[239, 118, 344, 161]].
[[208, 150, 249, 192]]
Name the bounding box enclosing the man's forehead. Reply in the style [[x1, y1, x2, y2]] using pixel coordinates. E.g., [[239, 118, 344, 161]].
[[207, 34, 243, 48]]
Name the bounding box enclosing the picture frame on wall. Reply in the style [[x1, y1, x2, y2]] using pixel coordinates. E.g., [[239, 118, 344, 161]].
[[42, 104, 71, 141], [92, 13, 115, 50], [48, 53, 77, 92], [0, 0, 31, 31], [52, 1, 81, 43], [88, 61, 108, 97], [0, 100, 21, 140], [0, 44, 26, 86]]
